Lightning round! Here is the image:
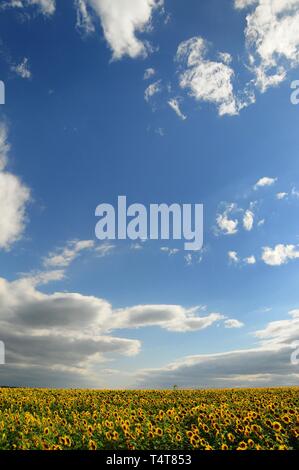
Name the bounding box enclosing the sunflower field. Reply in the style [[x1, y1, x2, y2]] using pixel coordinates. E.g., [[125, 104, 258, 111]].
[[0, 387, 298, 450]]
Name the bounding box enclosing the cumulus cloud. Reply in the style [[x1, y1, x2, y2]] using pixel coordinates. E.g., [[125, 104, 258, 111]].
[[0, 273, 142, 387], [235, 0, 258, 10], [262, 244, 299, 266], [0, 123, 30, 250], [29, 0, 55, 14], [110, 305, 224, 333], [255, 308, 299, 346], [144, 80, 162, 102], [136, 347, 299, 389], [0, 275, 136, 387], [11, 57, 32, 79], [136, 308, 299, 388], [276, 192, 288, 200], [243, 209, 254, 231], [254, 176, 277, 189], [228, 251, 239, 263], [43, 239, 95, 268], [82, 0, 163, 60], [224, 318, 244, 328], [216, 203, 239, 235], [168, 98, 187, 120], [1, 0, 56, 15], [236, 0, 299, 92], [95, 242, 115, 257], [244, 255, 256, 265], [229, 252, 256, 266], [144, 67, 156, 80], [75, 0, 95, 34], [175, 37, 239, 116], [0, 261, 234, 386]]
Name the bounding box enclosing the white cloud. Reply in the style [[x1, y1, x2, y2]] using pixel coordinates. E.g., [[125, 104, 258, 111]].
[[43, 239, 95, 268], [75, 0, 95, 34], [110, 305, 224, 333], [95, 242, 115, 257], [85, 0, 163, 60], [136, 346, 299, 389], [1, 0, 55, 15], [228, 251, 239, 263], [218, 52, 233, 65], [255, 308, 299, 346], [244, 255, 256, 265], [144, 67, 156, 80], [224, 318, 244, 328], [0, 268, 235, 386], [136, 308, 299, 388], [29, 0, 55, 14], [11, 57, 32, 79], [176, 37, 239, 116], [0, 275, 141, 387], [254, 176, 277, 189], [0, 123, 30, 250], [243, 209, 254, 231], [144, 79, 162, 102], [168, 98, 187, 120], [236, 0, 299, 92], [216, 203, 238, 235], [276, 192, 288, 200], [229, 251, 256, 266], [235, 0, 258, 10], [262, 244, 299, 266]]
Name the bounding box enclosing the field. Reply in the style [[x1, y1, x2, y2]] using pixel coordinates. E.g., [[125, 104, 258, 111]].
[[0, 387, 298, 450]]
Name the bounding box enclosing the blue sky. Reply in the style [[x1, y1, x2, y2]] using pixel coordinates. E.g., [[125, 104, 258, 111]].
[[0, 0, 299, 388]]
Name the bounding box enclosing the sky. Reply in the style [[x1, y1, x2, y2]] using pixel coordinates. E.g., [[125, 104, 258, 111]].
[[0, 0, 299, 389]]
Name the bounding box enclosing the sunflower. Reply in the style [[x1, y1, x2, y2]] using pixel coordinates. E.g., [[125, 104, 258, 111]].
[[42, 441, 50, 450], [237, 441, 248, 450], [89, 440, 97, 450], [281, 415, 291, 424], [275, 434, 284, 444], [272, 421, 282, 432], [221, 444, 229, 450]]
